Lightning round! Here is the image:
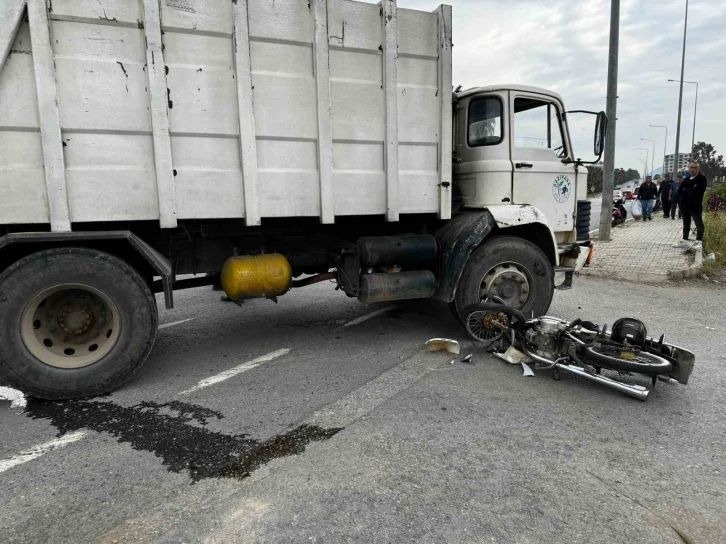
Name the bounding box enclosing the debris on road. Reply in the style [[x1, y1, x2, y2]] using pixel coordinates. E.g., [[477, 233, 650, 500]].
[[425, 338, 460, 354], [522, 363, 535, 377], [461, 353, 474, 364], [493, 346, 531, 365]]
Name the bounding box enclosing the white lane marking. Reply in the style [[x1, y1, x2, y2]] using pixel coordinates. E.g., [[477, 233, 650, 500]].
[[159, 317, 196, 330], [0, 431, 86, 474], [179, 348, 291, 394], [342, 307, 393, 327], [0, 386, 27, 409]]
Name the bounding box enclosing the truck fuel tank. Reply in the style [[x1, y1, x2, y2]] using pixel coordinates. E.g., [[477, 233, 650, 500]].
[[221, 254, 292, 302]]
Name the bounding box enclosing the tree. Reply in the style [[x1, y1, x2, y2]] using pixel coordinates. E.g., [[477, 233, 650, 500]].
[[586, 165, 603, 194], [692, 141, 725, 184], [587, 166, 641, 195], [614, 168, 641, 186]]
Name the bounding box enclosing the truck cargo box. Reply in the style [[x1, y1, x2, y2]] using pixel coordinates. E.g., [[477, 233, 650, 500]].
[[0, 0, 452, 231]]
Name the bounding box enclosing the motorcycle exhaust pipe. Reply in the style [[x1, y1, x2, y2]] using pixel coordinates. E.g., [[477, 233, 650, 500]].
[[554, 363, 650, 401]]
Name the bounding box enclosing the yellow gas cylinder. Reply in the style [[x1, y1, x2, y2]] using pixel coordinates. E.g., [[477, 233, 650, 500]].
[[220, 254, 292, 301]]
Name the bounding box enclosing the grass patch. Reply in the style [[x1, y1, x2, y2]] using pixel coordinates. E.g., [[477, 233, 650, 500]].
[[703, 211, 726, 268]]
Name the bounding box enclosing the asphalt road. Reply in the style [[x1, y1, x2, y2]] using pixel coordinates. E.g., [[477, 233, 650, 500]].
[[1, 278, 725, 543]]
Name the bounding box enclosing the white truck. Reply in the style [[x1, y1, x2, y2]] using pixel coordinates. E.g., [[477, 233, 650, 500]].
[[0, 0, 605, 399]]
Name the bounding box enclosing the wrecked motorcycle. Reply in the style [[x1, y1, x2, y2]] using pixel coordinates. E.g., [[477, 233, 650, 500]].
[[462, 301, 695, 401]]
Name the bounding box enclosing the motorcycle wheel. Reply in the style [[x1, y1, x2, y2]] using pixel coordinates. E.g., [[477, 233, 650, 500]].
[[575, 342, 672, 376], [462, 302, 526, 344]]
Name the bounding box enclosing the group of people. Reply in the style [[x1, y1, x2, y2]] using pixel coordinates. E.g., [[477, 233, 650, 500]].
[[637, 162, 708, 247]]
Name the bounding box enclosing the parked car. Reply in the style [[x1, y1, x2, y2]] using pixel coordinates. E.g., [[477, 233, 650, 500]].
[[623, 190, 635, 200], [613, 190, 623, 201]]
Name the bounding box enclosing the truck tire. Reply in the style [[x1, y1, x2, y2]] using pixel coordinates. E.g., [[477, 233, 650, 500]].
[[453, 236, 554, 322], [0, 248, 157, 399]]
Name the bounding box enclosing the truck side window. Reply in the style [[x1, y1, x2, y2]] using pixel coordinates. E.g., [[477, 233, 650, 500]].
[[467, 98, 503, 147], [514, 98, 567, 158]]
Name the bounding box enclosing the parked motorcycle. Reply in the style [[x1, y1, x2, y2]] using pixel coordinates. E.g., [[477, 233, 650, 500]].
[[612, 198, 628, 227], [462, 300, 695, 401]]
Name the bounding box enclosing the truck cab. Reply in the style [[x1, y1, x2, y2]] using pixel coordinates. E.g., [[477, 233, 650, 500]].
[[453, 85, 591, 245]]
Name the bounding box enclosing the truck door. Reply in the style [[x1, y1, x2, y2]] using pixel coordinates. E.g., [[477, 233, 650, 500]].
[[510, 92, 576, 231], [453, 92, 512, 207]]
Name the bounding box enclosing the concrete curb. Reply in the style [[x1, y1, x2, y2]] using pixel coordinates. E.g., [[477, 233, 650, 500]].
[[579, 267, 671, 284], [668, 247, 704, 280], [580, 246, 702, 284]]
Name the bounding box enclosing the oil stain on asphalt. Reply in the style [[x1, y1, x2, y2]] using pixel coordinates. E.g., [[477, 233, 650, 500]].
[[25, 399, 342, 482]]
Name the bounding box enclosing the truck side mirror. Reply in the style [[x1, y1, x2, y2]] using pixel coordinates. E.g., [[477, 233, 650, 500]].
[[594, 111, 607, 158]]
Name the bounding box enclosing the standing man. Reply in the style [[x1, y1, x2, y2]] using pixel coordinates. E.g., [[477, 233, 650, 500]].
[[678, 162, 708, 247], [670, 173, 682, 219], [658, 173, 673, 218], [638, 175, 658, 221]]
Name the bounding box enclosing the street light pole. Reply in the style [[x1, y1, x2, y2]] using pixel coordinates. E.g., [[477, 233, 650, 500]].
[[637, 148, 649, 181], [649, 125, 667, 176], [641, 139, 656, 177], [599, 0, 620, 241], [673, 0, 689, 179], [668, 79, 698, 158]]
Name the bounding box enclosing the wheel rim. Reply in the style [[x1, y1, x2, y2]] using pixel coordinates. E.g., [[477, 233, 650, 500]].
[[478, 262, 532, 309], [465, 310, 510, 342], [20, 284, 121, 369]]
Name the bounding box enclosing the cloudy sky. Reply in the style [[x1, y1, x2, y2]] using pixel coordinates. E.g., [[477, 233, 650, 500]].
[[372, 0, 725, 174]]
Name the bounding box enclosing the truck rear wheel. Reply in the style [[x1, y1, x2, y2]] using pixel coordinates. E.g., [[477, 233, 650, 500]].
[[453, 236, 554, 321], [0, 248, 157, 399]]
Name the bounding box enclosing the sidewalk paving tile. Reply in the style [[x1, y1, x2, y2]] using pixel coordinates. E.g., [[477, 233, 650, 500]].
[[580, 214, 697, 283]]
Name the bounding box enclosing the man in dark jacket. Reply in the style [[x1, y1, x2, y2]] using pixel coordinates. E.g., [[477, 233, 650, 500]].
[[678, 162, 708, 246], [670, 173, 682, 219], [658, 174, 673, 218], [637, 176, 658, 220]]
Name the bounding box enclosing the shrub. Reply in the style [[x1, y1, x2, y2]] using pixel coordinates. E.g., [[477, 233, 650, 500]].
[[703, 211, 726, 268]]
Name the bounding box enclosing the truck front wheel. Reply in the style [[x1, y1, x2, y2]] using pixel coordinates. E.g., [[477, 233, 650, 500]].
[[454, 236, 554, 321], [0, 248, 157, 399]]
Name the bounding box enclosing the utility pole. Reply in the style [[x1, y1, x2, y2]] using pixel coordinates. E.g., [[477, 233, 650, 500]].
[[599, 0, 620, 241], [673, 0, 689, 179]]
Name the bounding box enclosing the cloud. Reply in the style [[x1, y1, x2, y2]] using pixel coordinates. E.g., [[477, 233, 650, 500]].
[[367, 0, 725, 173]]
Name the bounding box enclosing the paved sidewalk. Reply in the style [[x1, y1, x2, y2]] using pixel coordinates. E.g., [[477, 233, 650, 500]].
[[580, 212, 701, 283]]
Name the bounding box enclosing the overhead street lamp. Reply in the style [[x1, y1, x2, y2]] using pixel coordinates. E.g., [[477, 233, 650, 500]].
[[668, 79, 698, 156], [641, 138, 656, 177], [637, 147, 649, 181], [649, 125, 667, 176]]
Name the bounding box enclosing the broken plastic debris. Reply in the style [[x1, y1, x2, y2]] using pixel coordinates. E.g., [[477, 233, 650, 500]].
[[521, 362, 535, 377], [425, 338, 460, 354], [705, 252, 716, 261], [461, 353, 473, 364], [494, 346, 532, 365]]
